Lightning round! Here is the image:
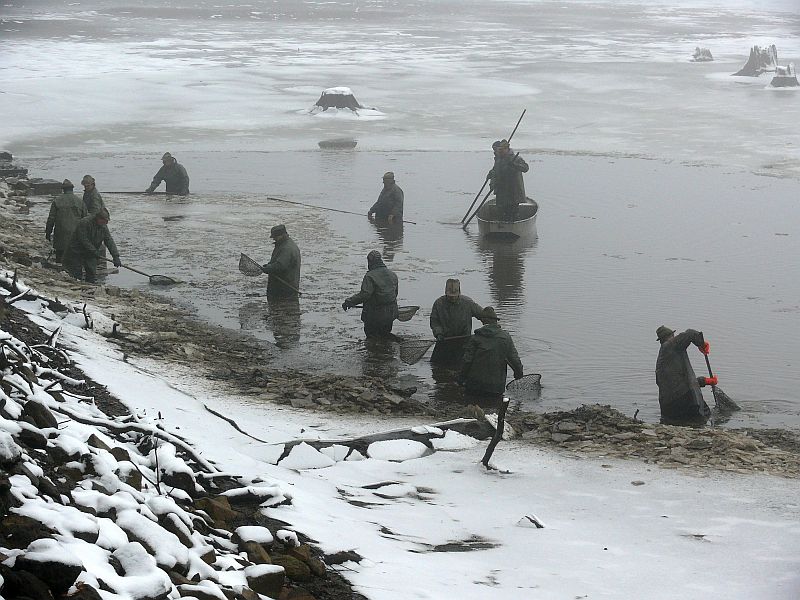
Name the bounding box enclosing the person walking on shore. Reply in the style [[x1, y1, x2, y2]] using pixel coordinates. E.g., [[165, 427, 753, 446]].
[[487, 139, 529, 222], [342, 250, 399, 338], [367, 172, 404, 224], [459, 307, 524, 404], [146, 152, 190, 196], [261, 224, 301, 299], [430, 278, 483, 366], [62, 208, 122, 283], [45, 179, 86, 263], [655, 325, 713, 424]]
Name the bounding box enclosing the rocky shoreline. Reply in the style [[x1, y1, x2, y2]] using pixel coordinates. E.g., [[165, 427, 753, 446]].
[[2, 163, 800, 481]]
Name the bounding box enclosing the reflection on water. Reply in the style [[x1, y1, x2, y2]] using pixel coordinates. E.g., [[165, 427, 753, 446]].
[[471, 228, 538, 308], [372, 221, 404, 262], [238, 296, 301, 349]]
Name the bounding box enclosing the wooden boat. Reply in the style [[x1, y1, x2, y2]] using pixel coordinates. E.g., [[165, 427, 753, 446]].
[[477, 197, 538, 240]]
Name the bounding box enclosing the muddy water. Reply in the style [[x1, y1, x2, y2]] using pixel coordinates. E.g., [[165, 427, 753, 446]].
[[32, 150, 800, 430]]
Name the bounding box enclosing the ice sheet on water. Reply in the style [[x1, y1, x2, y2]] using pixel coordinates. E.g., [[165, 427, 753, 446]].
[[366, 439, 430, 461]]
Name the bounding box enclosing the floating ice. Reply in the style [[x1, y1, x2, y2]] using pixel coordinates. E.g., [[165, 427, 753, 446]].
[[366, 439, 430, 461]]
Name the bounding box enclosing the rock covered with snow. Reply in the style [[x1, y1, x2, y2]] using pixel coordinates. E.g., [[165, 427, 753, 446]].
[[0, 298, 336, 600]]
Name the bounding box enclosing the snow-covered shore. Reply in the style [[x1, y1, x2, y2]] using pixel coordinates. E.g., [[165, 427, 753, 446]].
[[2, 177, 800, 599]]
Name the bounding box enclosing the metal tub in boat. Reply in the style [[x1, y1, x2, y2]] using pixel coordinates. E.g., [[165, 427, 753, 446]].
[[477, 198, 538, 240]]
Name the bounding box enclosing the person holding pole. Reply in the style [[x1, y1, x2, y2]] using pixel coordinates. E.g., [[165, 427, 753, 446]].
[[261, 224, 301, 299], [487, 139, 529, 222]]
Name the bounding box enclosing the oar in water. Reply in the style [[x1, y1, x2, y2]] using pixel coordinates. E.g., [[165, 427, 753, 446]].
[[238, 252, 302, 296], [267, 196, 417, 225], [104, 191, 172, 195], [98, 256, 179, 285]]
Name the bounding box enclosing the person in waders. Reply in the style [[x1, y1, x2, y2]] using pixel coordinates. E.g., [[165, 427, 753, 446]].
[[146, 152, 190, 196], [459, 307, 524, 405], [62, 208, 121, 283], [46, 179, 86, 263], [655, 325, 714, 424], [342, 250, 399, 338], [487, 139, 529, 222], [429, 278, 484, 366], [367, 172, 404, 224], [261, 224, 301, 299]]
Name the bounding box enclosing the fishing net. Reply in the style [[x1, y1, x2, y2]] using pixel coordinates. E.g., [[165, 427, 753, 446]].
[[239, 253, 263, 277], [149, 275, 178, 286], [399, 338, 435, 365], [505, 373, 542, 393], [713, 386, 741, 413], [397, 305, 420, 322]]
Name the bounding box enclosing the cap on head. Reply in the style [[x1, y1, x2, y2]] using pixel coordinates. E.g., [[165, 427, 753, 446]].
[[96, 207, 110, 222], [445, 278, 461, 297], [382, 171, 395, 181], [270, 224, 287, 239], [367, 249, 382, 261], [81, 175, 95, 186], [62, 179, 73, 189], [478, 306, 499, 323], [162, 152, 173, 161], [492, 140, 504, 149], [656, 325, 675, 342]]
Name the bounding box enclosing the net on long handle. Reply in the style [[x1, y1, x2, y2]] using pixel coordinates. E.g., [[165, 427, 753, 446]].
[[399, 338, 436, 365], [239, 253, 263, 277]]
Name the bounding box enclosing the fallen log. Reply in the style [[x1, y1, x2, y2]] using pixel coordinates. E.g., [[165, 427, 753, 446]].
[[274, 418, 484, 463]]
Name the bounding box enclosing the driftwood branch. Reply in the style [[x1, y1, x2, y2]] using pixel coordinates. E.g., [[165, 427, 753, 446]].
[[275, 418, 480, 463], [47, 403, 219, 474], [203, 403, 268, 443]]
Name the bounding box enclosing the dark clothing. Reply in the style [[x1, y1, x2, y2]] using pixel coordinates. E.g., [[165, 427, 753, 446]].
[[347, 257, 399, 337], [262, 237, 301, 298], [63, 216, 120, 283], [369, 183, 404, 221], [148, 160, 190, 195], [430, 295, 484, 365], [82, 188, 106, 217], [488, 151, 528, 221], [656, 329, 711, 422], [46, 192, 86, 261], [460, 323, 523, 397]]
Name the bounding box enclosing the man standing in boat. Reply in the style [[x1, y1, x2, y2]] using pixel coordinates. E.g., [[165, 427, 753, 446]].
[[655, 325, 713, 424], [488, 139, 529, 222], [367, 172, 404, 224], [429, 278, 484, 366]]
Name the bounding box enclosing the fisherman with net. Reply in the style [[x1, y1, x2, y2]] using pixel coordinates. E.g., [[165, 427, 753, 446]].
[[145, 152, 190, 196], [458, 307, 524, 404], [46, 179, 86, 263], [655, 325, 714, 424], [342, 250, 399, 338], [62, 208, 122, 283], [429, 278, 484, 366], [367, 172, 404, 224], [261, 224, 301, 299]]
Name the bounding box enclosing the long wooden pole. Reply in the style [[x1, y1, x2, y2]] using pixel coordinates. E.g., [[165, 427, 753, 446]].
[[267, 196, 416, 225], [463, 152, 519, 229], [461, 108, 526, 224]]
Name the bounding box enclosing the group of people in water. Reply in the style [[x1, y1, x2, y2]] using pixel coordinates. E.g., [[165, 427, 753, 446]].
[[42, 142, 716, 423]]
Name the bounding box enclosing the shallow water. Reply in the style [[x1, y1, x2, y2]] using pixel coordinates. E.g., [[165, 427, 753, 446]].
[[28, 149, 800, 430], [3, 0, 799, 428]]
